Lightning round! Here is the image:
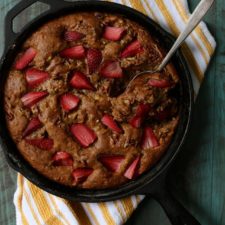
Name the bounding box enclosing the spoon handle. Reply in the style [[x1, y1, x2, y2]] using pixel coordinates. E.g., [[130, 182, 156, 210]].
[[158, 0, 214, 71]]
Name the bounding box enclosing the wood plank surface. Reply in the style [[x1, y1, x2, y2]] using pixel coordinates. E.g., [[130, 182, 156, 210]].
[[0, 1, 224, 225]]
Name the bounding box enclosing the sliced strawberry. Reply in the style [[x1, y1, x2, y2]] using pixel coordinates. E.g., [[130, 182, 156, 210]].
[[100, 60, 123, 78], [60, 45, 85, 59], [148, 79, 171, 88], [120, 40, 143, 58], [103, 26, 125, 41], [52, 151, 73, 166], [141, 127, 159, 149], [136, 104, 151, 117], [14, 48, 37, 70], [87, 48, 102, 74], [25, 68, 49, 88], [129, 104, 151, 128], [70, 124, 97, 148], [72, 168, 93, 183], [101, 114, 123, 133], [22, 117, 42, 137], [124, 156, 140, 179], [70, 72, 95, 90], [21, 91, 48, 107], [60, 93, 80, 112], [64, 31, 84, 42], [129, 115, 142, 128], [99, 155, 125, 172], [25, 138, 53, 150]]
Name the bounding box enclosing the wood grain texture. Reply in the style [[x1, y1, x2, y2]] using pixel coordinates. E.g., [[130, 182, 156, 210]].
[[0, 1, 224, 225]]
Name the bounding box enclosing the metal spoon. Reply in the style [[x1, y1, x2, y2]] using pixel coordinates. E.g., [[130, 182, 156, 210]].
[[126, 0, 214, 90]]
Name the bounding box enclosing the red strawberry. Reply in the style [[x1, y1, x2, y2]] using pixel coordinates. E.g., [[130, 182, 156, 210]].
[[148, 78, 171, 88], [22, 117, 42, 137], [25, 68, 49, 88], [101, 114, 123, 133], [70, 72, 95, 90], [60, 93, 80, 112], [70, 124, 97, 148], [87, 48, 102, 74], [52, 151, 73, 166], [60, 45, 85, 59], [100, 61, 123, 78], [129, 104, 151, 128], [21, 91, 48, 107], [124, 156, 140, 179], [14, 48, 37, 70], [120, 40, 143, 58], [129, 115, 142, 128], [141, 127, 159, 149], [64, 31, 84, 42], [25, 138, 53, 150], [99, 155, 125, 172], [72, 168, 93, 183], [103, 26, 125, 41], [136, 104, 151, 117]]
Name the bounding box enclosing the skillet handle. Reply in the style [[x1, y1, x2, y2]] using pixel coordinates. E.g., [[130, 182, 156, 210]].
[[4, 0, 70, 48], [151, 184, 201, 225]]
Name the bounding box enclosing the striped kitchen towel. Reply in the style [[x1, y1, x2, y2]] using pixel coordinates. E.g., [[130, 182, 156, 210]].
[[14, 0, 216, 225]]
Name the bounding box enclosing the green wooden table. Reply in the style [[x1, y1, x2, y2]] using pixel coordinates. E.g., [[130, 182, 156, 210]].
[[0, 0, 224, 224]]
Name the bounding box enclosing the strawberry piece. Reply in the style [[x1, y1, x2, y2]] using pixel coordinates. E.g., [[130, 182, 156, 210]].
[[70, 72, 95, 90], [141, 127, 159, 149], [52, 151, 73, 166], [14, 48, 37, 70], [64, 31, 84, 42], [72, 168, 93, 183], [25, 138, 53, 150], [136, 104, 151, 117], [148, 79, 171, 88], [101, 114, 123, 133], [22, 117, 42, 137], [100, 60, 123, 78], [99, 155, 125, 172], [87, 48, 102, 74], [124, 156, 140, 179], [103, 26, 125, 41], [129, 104, 151, 128], [60, 93, 80, 112], [60, 45, 85, 59], [70, 124, 97, 148], [21, 91, 48, 107], [120, 40, 143, 58], [129, 115, 142, 128], [25, 68, 49, 88]]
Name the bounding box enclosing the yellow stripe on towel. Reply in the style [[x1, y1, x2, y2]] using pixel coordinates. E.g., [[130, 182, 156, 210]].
[[68, 202, 93, 225], [99, 202, 117, 225]]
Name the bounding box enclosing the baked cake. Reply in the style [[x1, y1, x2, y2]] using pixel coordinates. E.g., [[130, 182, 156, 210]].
[[4, 12, 179, 189]]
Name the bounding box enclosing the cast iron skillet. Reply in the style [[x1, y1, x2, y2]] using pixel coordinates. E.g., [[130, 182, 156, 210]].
[[0, 0, 199, 224]]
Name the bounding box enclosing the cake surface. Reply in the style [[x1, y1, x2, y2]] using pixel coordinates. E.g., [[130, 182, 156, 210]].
[[4, 12, 179, 189]]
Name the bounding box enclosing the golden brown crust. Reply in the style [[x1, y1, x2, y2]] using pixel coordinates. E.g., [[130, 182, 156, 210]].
[[4, 12, 179, 189]]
